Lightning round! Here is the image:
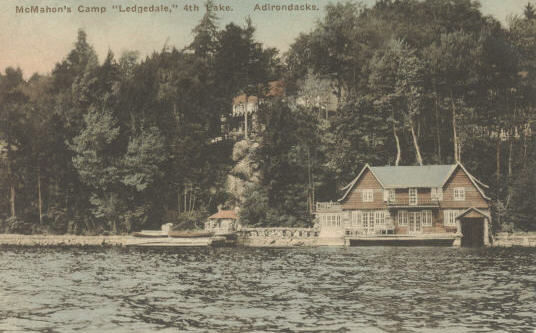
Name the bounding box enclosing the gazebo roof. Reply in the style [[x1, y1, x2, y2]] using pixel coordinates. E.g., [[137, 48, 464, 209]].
[[208, 210, 237, 220]]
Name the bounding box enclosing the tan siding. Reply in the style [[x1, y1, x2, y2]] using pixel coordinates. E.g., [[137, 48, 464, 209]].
[[442, 167, 488, 209], [341, 170, 386, 210], [394, 188, 432, 203]]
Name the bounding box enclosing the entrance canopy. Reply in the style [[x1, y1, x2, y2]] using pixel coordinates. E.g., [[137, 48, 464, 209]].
[[456, 207, 490, 221], [456, 207, 490, 247]]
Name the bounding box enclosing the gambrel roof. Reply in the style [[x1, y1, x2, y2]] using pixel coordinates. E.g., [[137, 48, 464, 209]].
[[339, 163, 490, 201]]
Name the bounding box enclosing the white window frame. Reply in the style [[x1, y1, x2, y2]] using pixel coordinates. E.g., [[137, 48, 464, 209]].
[[422, 210, 433, 226], [397, 210, 408, 226], [443, 209, 463, 226], [362, 189, 374, 202], [389, 189, 396, 202], [375, 211, 385, 227], [363, 211, 370, 229], [351, 211, 362, 227], [409, 188, 418, 205], [453, 187, 465, 201]]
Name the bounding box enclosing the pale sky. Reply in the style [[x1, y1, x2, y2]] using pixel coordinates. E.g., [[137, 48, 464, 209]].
[[0, 0, 529, 77]]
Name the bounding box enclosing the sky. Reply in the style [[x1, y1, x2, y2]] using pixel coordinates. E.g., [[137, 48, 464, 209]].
[[0, 0, 529, 78]]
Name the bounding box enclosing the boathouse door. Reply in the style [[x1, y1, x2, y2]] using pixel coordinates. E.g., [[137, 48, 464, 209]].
[[457, 208, 490, 247], [460, 218, 484, 247]]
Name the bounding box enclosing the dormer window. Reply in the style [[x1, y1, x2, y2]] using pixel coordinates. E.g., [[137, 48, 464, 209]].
[[454, 187, 465, 201], [409, 188, 418, 205]]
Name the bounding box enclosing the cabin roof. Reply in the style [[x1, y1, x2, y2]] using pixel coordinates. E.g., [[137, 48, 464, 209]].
[[208, 210, 237, 220], [370, 164, 455, 188], [339, 163, 490, 202]]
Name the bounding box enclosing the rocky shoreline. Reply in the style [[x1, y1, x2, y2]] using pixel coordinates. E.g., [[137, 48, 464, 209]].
[[0, 232, 535, 247]]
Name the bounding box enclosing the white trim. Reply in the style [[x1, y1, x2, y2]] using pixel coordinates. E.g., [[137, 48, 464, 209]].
[[338, 164, 385, 202], [453, 187, 466, 201], [362, 189, 374, 202], [454, 163, 491, 201], [409, 188, 418, 205], [456, 207, 491, 220]]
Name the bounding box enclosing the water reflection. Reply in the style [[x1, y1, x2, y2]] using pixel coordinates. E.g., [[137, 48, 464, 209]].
[[0, 246, 534, 332]]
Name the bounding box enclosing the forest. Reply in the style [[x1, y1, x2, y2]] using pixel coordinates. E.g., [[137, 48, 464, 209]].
[[0, 0, 535, 234]]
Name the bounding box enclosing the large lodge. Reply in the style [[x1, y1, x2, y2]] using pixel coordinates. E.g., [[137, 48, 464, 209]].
[[316, 163, 491, 247]]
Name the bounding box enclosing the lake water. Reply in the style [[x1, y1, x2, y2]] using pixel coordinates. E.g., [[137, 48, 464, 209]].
[[0, 246, 534, 332]]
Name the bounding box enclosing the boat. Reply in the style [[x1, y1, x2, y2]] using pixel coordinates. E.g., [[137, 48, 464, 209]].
[[167, 231, 214, 238], [132, 231, 168, 238], [125, 236, 214, 247], [126, 224, 236, 247]]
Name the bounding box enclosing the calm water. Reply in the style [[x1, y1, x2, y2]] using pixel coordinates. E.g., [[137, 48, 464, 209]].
[[0, 246, 534, 333]]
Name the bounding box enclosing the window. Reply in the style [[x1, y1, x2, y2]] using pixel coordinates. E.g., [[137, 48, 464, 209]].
[[397, 210, 408, 226], [351, 211, 362, 227], [363, 211, 371, 228], [443, 210, 463, 226], [431, 187, 443, 201], [422, 210, 433, 226], [389, 189, 396, 202], [375, 211, 385, 227], [454, 187, 465, 201], [322, 214, 342, 228], [409, 188, 418, 205], [362, 189, 374, 202]]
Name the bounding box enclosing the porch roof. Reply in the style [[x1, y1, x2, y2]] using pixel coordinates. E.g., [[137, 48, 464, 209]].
[[456, 207, 490, 220]]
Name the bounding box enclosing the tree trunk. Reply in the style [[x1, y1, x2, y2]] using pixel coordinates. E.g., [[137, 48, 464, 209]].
[[508, 135, 513, 179], [496, 138, 501, 198], [38, 166, 43, 225], [184, 186, 187, 215], [307, 147, 313, 215], [435, 92, 441, 163], [177, 190, 181, 214], [7, 147, 15, 218], [9, 184, 16, 218], [450, 91, 459, 162], [243, 95, 249, 140], [393, 125, 401, 166], [410, 120, 423, 166], [173, 102, 180, 128]]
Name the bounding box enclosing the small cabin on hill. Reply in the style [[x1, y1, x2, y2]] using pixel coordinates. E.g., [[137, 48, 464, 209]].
[[205, 210, 239, 234], [315, 163, 491, 246]]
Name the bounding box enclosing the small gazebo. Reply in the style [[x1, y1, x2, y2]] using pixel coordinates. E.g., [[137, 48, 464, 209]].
[[205, 210, 239, 234]]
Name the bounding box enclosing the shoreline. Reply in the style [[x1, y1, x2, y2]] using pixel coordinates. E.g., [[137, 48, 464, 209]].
[[0, 232, 535, 247]]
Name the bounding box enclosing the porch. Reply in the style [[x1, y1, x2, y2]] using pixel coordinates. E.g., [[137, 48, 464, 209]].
[[345, 232, 459, 246]]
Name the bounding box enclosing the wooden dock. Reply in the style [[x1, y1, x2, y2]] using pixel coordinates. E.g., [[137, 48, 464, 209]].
[[346, 233, 459, 246]]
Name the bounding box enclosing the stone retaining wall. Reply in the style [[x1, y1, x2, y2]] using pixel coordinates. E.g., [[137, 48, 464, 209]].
[[492, 232, 536, 247], [239, 227, 318, 247], [0, 234, 128, 246], [2, 231, 535, 247]]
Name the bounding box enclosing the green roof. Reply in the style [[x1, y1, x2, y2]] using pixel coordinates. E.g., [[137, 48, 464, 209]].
[[369, 165, 456, 188]]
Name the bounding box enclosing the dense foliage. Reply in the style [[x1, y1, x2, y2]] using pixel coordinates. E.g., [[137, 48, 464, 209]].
[[0, 0, 535, 233]]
